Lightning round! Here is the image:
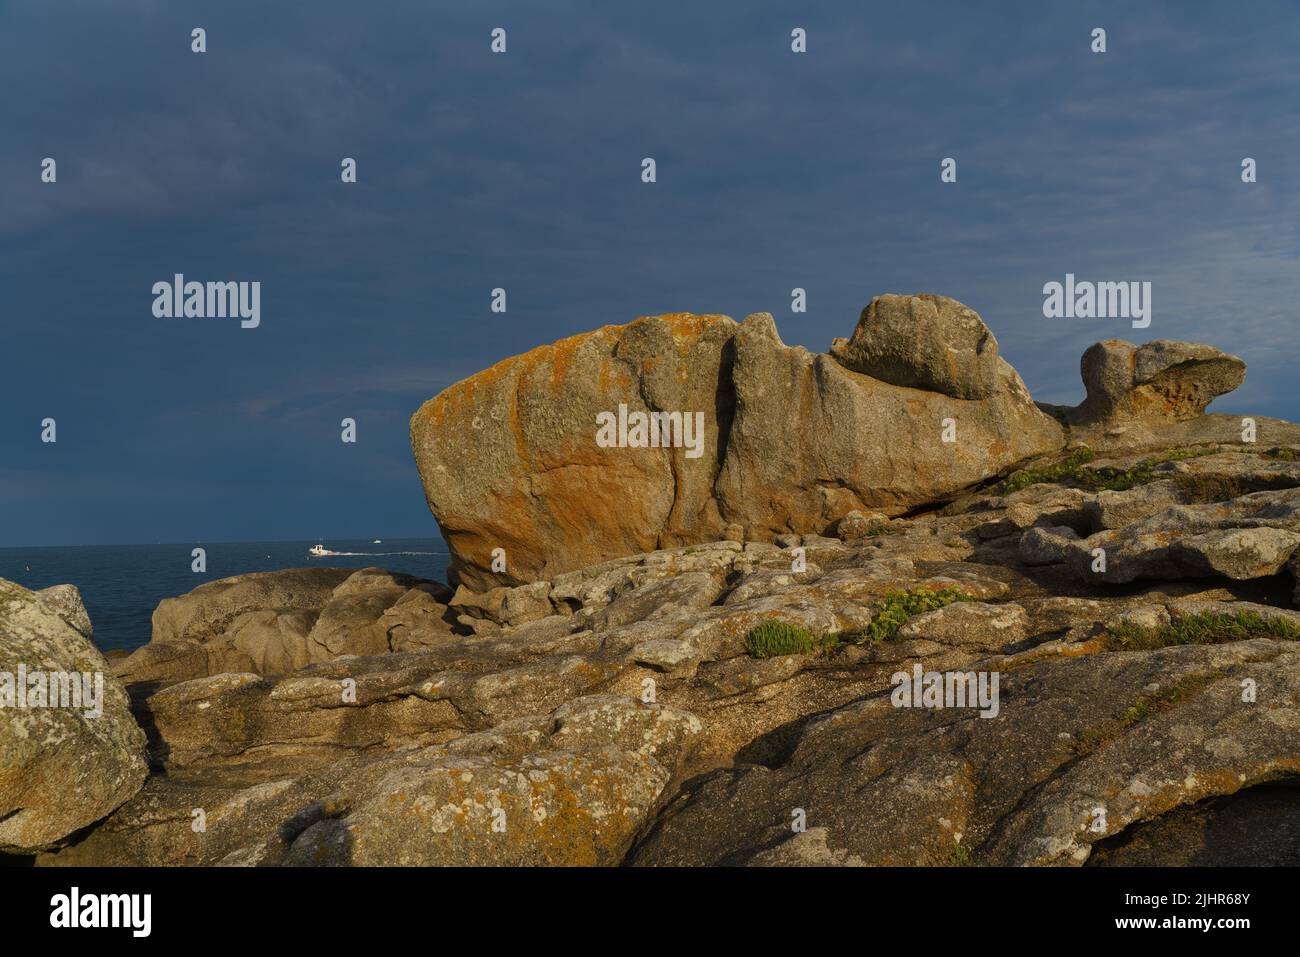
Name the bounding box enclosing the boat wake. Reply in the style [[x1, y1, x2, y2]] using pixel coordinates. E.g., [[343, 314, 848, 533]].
[[310, 550, 446, 558]]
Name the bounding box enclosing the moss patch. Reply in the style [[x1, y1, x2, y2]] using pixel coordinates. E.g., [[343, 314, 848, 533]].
[[999, 446, 1219, 495], [999, 448, 1099, 494], [1074, 673, 1216, 754]]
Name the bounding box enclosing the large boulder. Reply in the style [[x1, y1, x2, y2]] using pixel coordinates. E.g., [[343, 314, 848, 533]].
[[714, 312, 1063, 540], [412, 298, 1064, 588], [0, 579, 147, 852], [150, 567, 353, 646], [411, 313, 738, 590], [829, 294, 1001, 399], [1059, 339, 1246, 436]]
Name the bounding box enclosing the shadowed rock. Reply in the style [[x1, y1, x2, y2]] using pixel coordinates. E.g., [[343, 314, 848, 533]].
[[628, 640, 1300, 866]]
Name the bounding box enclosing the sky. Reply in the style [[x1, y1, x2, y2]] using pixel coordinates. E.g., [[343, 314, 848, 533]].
[[3, 1, 1299, 547]]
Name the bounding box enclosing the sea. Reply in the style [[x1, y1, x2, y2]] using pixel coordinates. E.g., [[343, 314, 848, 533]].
[[0, 538, 450, 654]]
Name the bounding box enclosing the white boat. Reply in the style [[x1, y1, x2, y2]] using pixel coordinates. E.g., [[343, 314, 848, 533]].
[[309, 544, 328, 557], [372, 539, 382, 544]]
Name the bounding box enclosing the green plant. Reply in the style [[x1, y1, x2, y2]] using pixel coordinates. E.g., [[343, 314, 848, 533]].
[[1107, 610, 1300, 650], [948, 843, 974, 867], [999, 448, 1098, 494], [857, 586, 975, 644], [998, 446, 1219, 494], [751, 588, 978, 655], [1264, 447, 1300, 461], [745, 620, 822, 658]]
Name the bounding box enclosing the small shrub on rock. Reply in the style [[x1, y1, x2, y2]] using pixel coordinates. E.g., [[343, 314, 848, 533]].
[[859, 586, 974, 644], [746, 620, 821, 658]]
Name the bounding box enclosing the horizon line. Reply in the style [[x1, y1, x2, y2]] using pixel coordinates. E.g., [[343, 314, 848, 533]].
[[0, 534, 446, 551]]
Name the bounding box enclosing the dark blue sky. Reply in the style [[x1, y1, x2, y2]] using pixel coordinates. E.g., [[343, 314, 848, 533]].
[[4, 1, 1298, 547]]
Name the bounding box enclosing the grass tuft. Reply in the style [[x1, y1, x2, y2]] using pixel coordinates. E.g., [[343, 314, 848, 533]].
[[745, 620, 823, 658], [1106, 610, 1300, 650]]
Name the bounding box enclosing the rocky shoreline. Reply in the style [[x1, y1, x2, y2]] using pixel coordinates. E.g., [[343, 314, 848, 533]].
[[4, 294, 1300, 866]]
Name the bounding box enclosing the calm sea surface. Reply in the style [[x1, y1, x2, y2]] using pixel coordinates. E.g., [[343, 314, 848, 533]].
[[0, 538, 450, 653]]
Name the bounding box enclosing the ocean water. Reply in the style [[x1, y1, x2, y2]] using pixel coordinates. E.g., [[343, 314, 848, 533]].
[[0, 538, 450, 653]]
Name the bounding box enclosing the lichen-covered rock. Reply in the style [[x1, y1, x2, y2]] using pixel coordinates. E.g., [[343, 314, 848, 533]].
[[282, 695, 702, 866], [1065, 339, 1246, 433], [39, 695, 701, 867], [150, 567, 353, 646], [1064, 489, 1300, 584], [450, 580, 554, 628], [413, 300, 1064, 588], [0, 579, 147, 852], [896, 601, 1029, 651], [1018, 525, 1085, 566], [411, 313, 738, 590], [36, 584, 92, 639], [628, 640, 1300, 866]]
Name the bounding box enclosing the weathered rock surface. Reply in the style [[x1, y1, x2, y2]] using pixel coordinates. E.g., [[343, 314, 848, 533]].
[[414, 300, 1064, 588], [1049, 339, 1247, 442], [36, 584, 93, 639], [113, 567, 456, 686], [829, 294, 1002, 399], [0, 579, 147, 852], [1022, 487, 1300, 585], [27, 440, 1300, 866], [629, 640, 1300, 866], [1088, 780, 1300, 866], [39, 694, 701, 867], [17, 302, 1300, 868], [714, 312, 1064, 543]]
